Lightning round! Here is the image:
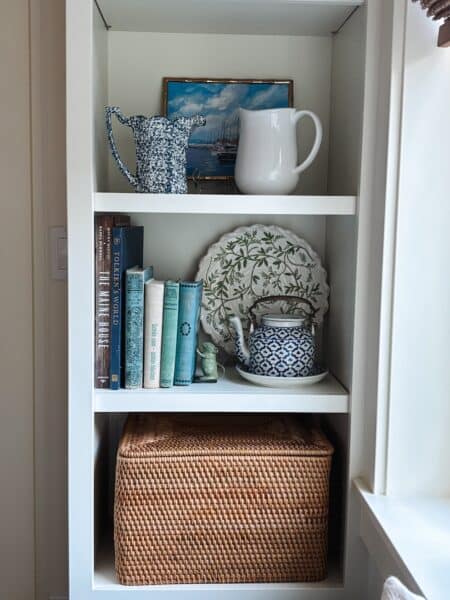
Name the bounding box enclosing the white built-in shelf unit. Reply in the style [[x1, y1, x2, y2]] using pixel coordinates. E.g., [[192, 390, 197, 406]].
[[67, 0, 373, 598]]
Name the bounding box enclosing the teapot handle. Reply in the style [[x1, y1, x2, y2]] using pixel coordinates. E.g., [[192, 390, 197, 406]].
[[248, 295, 318, 330], [105, 107, 138, 188], [292, 110, 323, 175]]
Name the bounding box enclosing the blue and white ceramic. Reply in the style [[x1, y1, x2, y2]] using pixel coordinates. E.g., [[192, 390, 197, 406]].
[[106, 106, 206, 194], [195, 224, 329, 354], [229, 296, 317, 378], [235, 364, 328, 387]]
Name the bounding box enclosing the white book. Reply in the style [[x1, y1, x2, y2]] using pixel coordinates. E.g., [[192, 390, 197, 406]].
[[143, 279, 165, 389]]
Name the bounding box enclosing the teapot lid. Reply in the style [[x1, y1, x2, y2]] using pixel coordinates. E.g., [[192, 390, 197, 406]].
[[261, 314, 306, 328]]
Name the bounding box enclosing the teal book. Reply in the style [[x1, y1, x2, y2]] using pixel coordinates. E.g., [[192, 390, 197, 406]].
[[159, 281, 180, 388], [125, 266, 153, 389], [174, 281, 203, 386]]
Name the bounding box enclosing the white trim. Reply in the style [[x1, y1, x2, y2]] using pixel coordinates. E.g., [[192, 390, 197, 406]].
[[356, 478, 450, 599], [340, 0, 399, 593], [67, 0, 95, 597], [372, 0, 408, 496]]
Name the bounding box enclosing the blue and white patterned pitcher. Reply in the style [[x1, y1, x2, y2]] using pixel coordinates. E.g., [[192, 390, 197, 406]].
[[229, 295, 317, 377], [106, 106, 206, 194]]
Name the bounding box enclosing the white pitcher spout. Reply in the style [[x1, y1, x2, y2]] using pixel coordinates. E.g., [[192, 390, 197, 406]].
[[229, 315, 250, 366]]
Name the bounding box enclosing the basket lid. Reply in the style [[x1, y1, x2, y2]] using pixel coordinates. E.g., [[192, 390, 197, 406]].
[[118, 415, 333, 458]]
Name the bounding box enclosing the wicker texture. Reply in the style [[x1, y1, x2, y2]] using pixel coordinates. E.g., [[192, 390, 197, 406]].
[[114, 414, 333, 585]]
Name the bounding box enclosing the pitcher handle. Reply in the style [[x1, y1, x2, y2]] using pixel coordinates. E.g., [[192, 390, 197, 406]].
[[105, 106, 137, 188], [292, 110, 323, 175]]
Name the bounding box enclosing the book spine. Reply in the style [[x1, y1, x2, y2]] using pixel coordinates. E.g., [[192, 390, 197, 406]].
[[125, 270, 151, 389], [109, 229, 124, 390], [143, 281, 164, 388], [174, 281, 203, 386], [159, 281, 180, 388], [95, 215, 113, 388]]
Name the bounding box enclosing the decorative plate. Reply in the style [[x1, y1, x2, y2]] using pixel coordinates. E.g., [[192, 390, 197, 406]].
[[195, 224, 329, 354], [235, 365, 328, 388]]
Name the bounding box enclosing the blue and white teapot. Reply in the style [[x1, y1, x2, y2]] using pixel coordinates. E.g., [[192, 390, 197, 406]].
[[229, 296, 317, 377]]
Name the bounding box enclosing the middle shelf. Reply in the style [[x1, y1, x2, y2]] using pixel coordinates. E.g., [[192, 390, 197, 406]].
[[94, 192, 357, 215], [94, 367, 349, 413]]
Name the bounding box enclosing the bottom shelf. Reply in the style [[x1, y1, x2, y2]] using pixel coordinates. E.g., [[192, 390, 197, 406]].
[[94, 541, 344, 599]]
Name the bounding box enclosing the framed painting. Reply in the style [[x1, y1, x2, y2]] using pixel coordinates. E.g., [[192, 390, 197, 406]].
[[163, 77, 293, 180]]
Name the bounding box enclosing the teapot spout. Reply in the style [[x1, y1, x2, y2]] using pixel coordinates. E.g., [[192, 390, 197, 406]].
[[229, 315, 250, 367]]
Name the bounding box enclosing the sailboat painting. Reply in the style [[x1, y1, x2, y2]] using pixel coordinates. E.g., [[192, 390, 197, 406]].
[[163, 78, 293, 180]]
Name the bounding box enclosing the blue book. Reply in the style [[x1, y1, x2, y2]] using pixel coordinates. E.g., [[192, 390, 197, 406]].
[[159, 281, 180, 388], [174, 281, 203, 386], [125, 266, 153, 389], [110, 226, 143, 389]]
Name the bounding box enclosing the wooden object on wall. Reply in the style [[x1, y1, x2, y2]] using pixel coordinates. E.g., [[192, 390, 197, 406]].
[[438, 18, 450, 46], [412, 0, 450, 46]]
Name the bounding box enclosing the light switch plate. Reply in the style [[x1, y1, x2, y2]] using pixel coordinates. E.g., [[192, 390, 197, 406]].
[[50, 226, 67, 280]]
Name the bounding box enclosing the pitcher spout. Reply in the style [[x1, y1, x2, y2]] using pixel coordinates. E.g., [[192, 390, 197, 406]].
[[229, 315, 250, 367]]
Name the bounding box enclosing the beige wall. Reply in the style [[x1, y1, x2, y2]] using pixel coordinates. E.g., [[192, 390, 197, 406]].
[[31, 1, 68, 599], [0, 1, 36, 599], [0, 1, 68, 599]]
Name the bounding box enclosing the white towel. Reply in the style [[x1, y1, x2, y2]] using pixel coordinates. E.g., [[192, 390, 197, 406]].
[[381, 576, 424, 600]]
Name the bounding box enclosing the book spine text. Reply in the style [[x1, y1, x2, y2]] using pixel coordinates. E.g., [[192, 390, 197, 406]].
[[125, 268, 152, 388], [109, 229, 123, 389], [143, 281, 164, 388], [159, 281, 180, 388], [95, 215, 113, 388]]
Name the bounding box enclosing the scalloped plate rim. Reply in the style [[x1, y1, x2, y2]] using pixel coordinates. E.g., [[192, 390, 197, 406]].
[[195, 224, 329, 353]]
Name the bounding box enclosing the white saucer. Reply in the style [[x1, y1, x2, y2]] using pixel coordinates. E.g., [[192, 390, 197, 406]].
[[235, 365, 328, 388]]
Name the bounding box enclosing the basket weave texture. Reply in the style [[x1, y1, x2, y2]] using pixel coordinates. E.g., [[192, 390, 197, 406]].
[[114, 414, 334, 585]]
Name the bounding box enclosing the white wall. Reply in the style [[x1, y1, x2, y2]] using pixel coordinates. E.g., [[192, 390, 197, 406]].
[[105, 31, 332, 195], [0, 2, 36, 599], [385, 1, 450, 497]]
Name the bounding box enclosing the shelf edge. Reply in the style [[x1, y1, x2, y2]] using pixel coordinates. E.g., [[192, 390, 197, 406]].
[[94, 193, 357, 216]]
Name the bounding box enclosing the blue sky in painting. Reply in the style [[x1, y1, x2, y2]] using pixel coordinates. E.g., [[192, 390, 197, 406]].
[[167, 81, 290, 144]]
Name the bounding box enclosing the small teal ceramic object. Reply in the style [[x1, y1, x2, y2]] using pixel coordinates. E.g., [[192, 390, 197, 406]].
[[195, 341, 219, 383], [106, 106, 206, 193], [229, 296, 317, 377]]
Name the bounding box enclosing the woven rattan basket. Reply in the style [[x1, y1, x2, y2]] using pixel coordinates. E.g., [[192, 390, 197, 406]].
[[114, 414, 334, 585]]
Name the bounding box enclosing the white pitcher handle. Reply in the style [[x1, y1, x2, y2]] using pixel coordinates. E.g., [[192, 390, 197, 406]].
[[293, 110, 322, 175]]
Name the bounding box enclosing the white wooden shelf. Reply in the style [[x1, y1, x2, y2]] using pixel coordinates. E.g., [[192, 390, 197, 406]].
[[94, 369, 348, 413], [97, 0, 362, 36], [94, 540, 344, 599], [94, 193, 356, 216]]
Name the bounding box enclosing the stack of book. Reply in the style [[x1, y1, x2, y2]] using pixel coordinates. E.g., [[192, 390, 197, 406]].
[[95, 214, 203, 390]]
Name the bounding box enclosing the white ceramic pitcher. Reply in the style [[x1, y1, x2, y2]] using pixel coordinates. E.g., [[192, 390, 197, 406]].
[[235, 107, 322, 195]]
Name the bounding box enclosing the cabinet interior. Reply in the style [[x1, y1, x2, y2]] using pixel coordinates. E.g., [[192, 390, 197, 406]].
[[87, 0, 367, 591]]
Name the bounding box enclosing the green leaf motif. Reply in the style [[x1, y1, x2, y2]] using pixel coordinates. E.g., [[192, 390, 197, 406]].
[[197, 225, 328, 353]]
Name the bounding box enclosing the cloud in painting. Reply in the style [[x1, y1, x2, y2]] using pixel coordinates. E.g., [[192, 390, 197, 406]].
[[205, 84, 249, 111], [246, 85, 287, 109], [180, 101, 204, 114], [166, 80, 290, 147]]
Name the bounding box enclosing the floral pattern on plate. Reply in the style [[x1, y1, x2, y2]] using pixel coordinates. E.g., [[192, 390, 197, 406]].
[[195, 224, 329, 354]]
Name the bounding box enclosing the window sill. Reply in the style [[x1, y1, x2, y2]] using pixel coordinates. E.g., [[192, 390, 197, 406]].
[[355, 479, 450, 600]]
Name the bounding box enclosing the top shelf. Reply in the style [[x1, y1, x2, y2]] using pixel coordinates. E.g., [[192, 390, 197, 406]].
[[95, 193, 356, 215], [97, 0, 363, 36]]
